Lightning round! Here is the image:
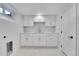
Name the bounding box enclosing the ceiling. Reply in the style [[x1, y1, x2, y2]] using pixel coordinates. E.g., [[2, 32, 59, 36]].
[[11, 3, 73, 16]]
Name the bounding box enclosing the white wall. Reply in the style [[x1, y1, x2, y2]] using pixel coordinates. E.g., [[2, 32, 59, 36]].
[[0, 16, 17, 55], [12, 13, 24, 55], [0, 13, 23, 56]]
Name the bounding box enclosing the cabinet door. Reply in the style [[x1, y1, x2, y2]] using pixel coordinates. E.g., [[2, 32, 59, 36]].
[[21, 34, 32, 46], [32, 34, 40, 46], [21, 34, 25, 46], [26, 34, 33, 46], [39, 34, 46, 46], [46, 34, 58, 46], [61, 5, 76, 56]]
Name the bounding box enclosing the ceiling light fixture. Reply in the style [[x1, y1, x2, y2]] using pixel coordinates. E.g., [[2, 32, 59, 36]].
[[34, 13, 45, 22]]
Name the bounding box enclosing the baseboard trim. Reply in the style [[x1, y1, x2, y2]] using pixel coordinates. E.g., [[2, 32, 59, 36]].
[[20, 46, 58, 49]]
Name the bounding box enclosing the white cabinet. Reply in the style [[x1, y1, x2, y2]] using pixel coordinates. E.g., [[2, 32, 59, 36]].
[[46, 34, 58, 46], [32, 34, 39, 46], [25, 35, 32, 46], [21, 33, 58, 47], [21, 34, 32, 46], [39, 34, 46, 46], [21, 22, 58, 47]]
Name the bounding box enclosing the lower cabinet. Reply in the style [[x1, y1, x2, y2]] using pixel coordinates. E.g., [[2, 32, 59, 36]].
[[39, 34, 47, 46], [32, 34, 40, 46], [21, 34, 32, 46], [21, 33, 58, 47], [47, 34, 58, 46]]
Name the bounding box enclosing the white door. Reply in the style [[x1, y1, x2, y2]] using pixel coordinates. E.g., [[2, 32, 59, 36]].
[[77, 3, 79, 56], [61, 4, 76, 56]]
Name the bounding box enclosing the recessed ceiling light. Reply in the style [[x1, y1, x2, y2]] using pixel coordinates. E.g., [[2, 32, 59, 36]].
[[34, 13, 45, 22]]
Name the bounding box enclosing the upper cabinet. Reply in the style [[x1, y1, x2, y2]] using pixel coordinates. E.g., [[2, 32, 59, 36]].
[[24, 22, 56, 33], [24, 16, 35, 26], [45, 15, 56, 26], [23, 15, 56, 26]]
